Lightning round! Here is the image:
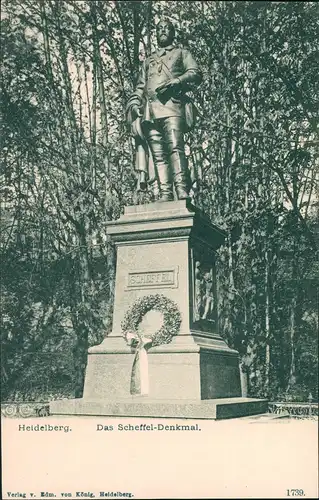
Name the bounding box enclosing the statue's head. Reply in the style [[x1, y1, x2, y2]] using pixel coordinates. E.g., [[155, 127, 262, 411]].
[[204, 270, 212, 281], [156, 19, 175, 47]]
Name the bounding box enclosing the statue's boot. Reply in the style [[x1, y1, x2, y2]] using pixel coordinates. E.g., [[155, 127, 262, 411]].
[[171, 151, 190, 200], [156, 162, 174, 202]]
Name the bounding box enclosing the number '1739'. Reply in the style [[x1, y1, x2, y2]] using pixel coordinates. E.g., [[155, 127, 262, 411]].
[[287, 490, 304, 496]]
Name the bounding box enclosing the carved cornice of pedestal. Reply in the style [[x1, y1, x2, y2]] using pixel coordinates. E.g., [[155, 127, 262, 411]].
[[110, 227, 192, 245], [105, 200, 226, 249]]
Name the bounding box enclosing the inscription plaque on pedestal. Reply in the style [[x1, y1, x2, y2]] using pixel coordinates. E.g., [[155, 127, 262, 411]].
[[126, 268, 178, 290]]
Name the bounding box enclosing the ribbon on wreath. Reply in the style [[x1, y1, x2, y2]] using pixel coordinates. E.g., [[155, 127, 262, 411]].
[[126, 332, 153, 395]]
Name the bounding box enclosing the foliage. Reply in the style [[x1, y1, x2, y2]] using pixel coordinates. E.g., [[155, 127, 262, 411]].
[[1, 0, 318, 402]]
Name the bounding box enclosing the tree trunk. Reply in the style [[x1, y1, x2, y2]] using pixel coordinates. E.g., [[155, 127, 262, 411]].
[[264, 247, 271, 394], [287, 245, 298, 392]]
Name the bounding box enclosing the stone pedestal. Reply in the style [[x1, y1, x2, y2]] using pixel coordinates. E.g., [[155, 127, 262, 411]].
[[50, 201, 267, 419]]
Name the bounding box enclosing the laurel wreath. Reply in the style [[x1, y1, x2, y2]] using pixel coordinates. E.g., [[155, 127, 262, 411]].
[[121, 293, 182, 347]]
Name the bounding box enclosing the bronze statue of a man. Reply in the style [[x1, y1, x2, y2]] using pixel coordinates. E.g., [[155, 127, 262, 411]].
[[126, 19, 202, 202]]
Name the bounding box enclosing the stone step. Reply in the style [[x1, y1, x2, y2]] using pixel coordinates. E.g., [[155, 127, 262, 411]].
[[50, 397, 268, 420]]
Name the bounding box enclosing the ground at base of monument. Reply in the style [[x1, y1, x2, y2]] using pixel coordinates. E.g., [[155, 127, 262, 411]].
[[50, 396, 268, 420]]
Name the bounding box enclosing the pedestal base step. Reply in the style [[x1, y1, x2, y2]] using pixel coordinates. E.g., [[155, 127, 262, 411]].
[[50, 397, 268, 420]]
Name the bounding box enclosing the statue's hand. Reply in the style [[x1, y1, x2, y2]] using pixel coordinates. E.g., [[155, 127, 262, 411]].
[[131, 104, 141, 121], [156, 78, 181, 95]]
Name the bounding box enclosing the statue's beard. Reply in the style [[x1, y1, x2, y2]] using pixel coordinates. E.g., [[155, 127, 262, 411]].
[[157, 34, 173, 47]]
